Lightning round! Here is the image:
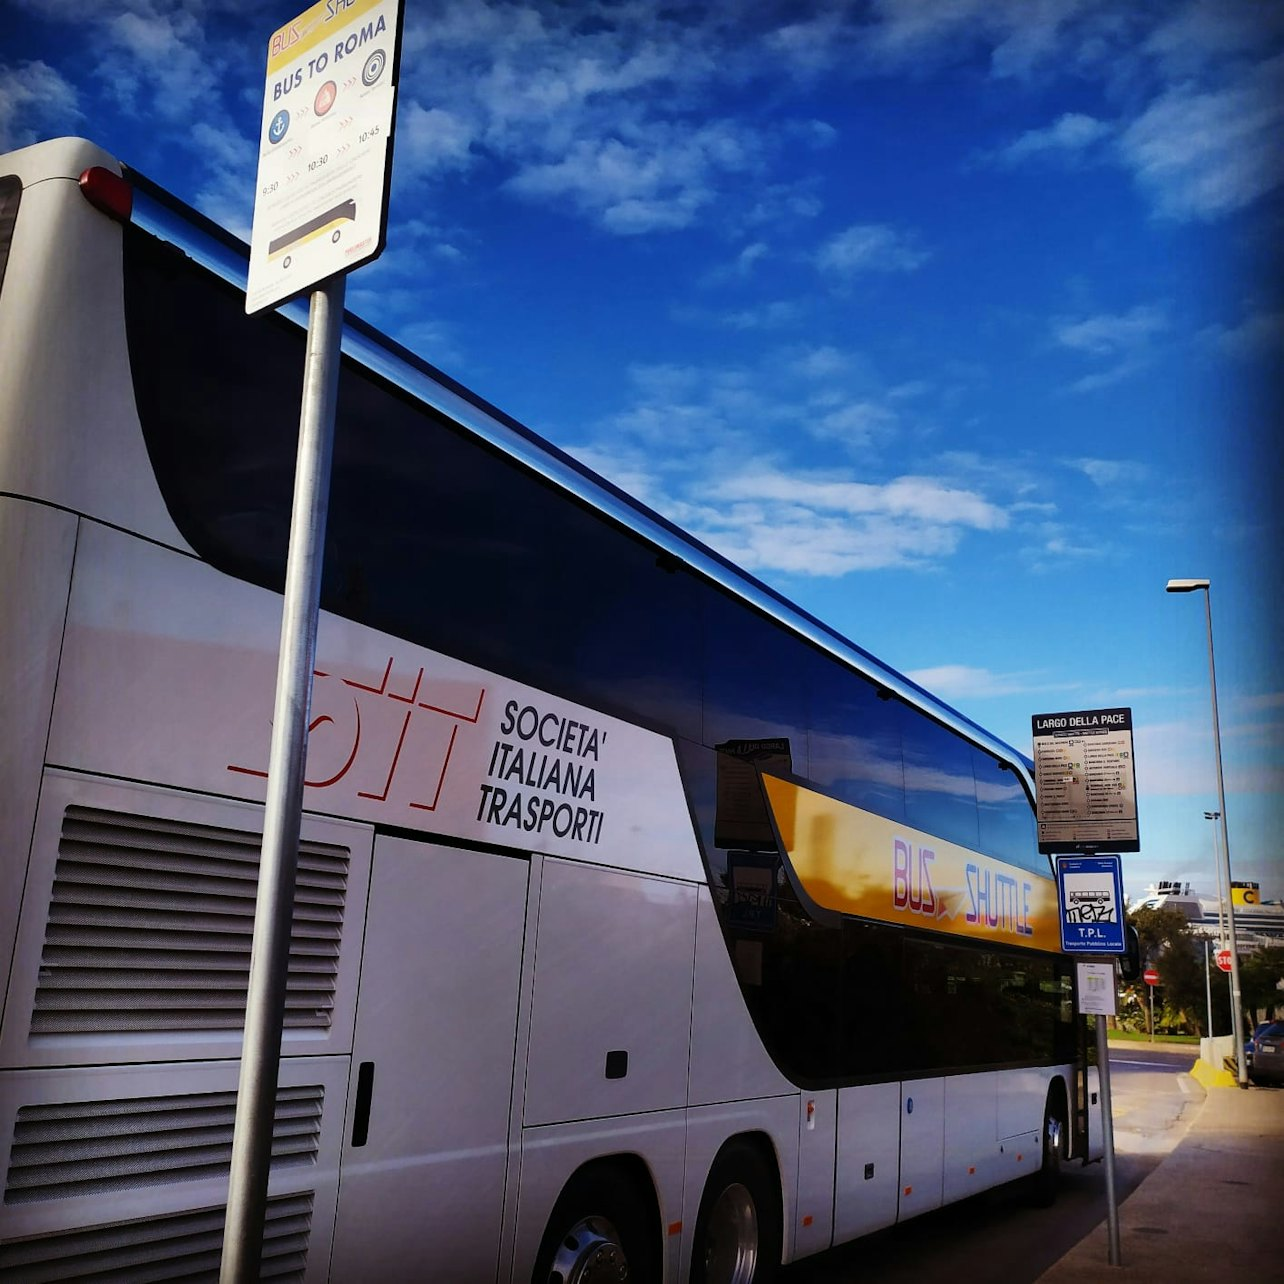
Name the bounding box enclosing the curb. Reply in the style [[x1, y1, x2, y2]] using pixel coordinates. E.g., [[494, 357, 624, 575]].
[[1187, 1057, 1237, 1089]]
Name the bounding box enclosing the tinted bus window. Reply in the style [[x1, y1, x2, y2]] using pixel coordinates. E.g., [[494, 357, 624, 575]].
[[123, 224, 702, 741], [902, 716, 980, 851], [702, 591, 809, 778], [806, 651, 906, 823], [974, 747, 1043, 875]]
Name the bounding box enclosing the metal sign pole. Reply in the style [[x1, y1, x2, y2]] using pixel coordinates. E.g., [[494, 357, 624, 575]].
[[220, 275, 345, 1284], [1205, 938, 1213, 1040], [1095, 1013, 1122, 1266]]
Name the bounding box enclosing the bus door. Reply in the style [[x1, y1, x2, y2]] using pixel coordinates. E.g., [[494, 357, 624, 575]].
[[329, 834, 529, 1281], [1072, 1013, 1091, 1160]]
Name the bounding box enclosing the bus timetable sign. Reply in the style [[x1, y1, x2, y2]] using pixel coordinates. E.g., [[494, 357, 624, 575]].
[[1056, 854, 1126, 954], [247, 0, 403, 313], [1032, 707, 1139, 854]]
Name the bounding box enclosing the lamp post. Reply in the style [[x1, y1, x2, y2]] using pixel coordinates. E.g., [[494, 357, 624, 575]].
[[1167, 578, 1247, 1086]]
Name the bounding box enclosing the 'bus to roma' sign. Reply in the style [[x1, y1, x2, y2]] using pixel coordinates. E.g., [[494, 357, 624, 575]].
[[247, 0, 403, 313]]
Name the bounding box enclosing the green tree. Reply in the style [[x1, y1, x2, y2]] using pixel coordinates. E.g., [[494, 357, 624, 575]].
[[1240, 947, 1284, 1023], [1127, 905, 1204, 1034]]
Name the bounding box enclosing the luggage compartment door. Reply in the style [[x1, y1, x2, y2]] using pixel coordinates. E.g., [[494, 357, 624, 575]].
[[329, 835, 528, 1282]]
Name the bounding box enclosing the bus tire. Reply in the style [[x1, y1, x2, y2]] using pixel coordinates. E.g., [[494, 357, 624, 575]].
[[1027, 1093, 1066, 1209], [690, 1140, 781, 1284], [532, 1161, 658, 1284]]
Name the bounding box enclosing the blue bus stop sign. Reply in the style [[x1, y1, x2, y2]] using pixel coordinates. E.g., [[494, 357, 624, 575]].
[[1056, 854, 1126, 954]]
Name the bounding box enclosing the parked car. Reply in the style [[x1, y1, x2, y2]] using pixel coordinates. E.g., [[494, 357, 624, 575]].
[[1246, 1021, 1274, 1071], [1247, 1020, 1284, 1085]]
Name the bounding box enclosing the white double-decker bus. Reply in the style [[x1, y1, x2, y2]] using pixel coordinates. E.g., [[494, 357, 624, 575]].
[[0, 138, 1101, 1283]]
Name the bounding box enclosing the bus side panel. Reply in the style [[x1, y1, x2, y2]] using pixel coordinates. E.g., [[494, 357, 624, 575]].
[[833, 1081, 900, 1245], [329, 834, 528, 1283], [0, 771, 370, 1279], [997, 1065, 1053, 1141], [943, 1071, 1002, 1202], [523, 860, 697, 1127], [680, 1096, 800, 1273], [513, 1110, 688, 1284], [793, 1088, 836, 1259], [897, 1078, 944, 1220], [46, 523, 706, 882], [0, 499, 76, 1033], [0, 143, 186, 548], [0, 1056, 348, 1280], [0, 771, 371, 1071], [1084, 1065, 1105, 1162], [688, 890, 794, 1107]]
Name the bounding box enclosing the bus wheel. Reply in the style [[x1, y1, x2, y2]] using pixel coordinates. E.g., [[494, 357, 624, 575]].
[[533, 1163, 656, 1283], [1028, 1101, 1065, 1208], [691, 1141, 781, 1284]]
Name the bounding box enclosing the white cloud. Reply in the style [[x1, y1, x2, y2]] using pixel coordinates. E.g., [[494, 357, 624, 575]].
[[716, 301, 802, 331], [1143, 0, 1284, 78], [1065, 458, 1149, 488], [1118, 52, 1284, 220], [505, 121, 761, 233], [711, 470, 1008, 530], [685, 501, 974, 576], [904, 664, 1064, 699], [1200, 309, 1284, 360], [1053, 305, 1168, 356], [816, 223, 930, 276], [398, 103, 477, 174], [997, 111, 1112, 164], [0, 60, 79, 149], [653, 468, 1012, 575], [791, 345, 851, 378], [862, 0, 1101, 79], [1051, 305, 1169, 395], [811, 402, 898, 449], [563, 349, 1018, 578]]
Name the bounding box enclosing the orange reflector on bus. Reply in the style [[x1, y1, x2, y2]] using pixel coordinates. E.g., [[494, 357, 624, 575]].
[[667, 1222, 682, 1237], [78, 167, 132, 223], [802, 1215, 813, 1227]]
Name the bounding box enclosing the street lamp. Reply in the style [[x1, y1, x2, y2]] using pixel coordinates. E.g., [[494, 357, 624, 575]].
[[1167, 578, 1247, 1086]]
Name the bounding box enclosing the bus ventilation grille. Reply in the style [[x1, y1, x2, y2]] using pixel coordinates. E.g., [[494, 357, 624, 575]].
[[0, 1190, 312, 1281], [4, 1084, 323, 1205], [31, 805, 349, 1035]]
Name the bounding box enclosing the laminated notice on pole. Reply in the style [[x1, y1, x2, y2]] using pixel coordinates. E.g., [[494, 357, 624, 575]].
[[246, 0, 402, 314]]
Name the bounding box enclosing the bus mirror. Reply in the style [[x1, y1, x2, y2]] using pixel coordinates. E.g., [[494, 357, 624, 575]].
[[1118, 925, 1141, 982]]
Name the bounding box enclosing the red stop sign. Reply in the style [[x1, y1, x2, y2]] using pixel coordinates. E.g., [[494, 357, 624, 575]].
[[1216, 949, 1233, 973], [1143, 966, 1160, 986]]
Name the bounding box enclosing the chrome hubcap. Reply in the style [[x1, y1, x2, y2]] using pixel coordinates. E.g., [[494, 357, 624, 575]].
[[702, 1182, 759, 1284], [548, 1215, 629, 1284], [1046, 1116, 1063, 1157]]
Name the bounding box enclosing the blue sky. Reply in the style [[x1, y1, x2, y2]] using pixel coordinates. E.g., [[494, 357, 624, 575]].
[[4, 0, 1281, 901]]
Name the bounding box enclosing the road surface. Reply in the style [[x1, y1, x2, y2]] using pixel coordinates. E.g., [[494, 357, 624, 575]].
[[780, 1043, 1201, 1284]]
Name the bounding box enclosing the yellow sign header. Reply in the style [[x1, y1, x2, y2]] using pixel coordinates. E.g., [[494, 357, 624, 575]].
[[267, 0, 389, 75], [762, 774, 1062, 952]]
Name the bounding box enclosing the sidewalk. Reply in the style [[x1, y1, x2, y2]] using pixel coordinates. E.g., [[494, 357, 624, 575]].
[[1037, 1076, 1284, 1282]]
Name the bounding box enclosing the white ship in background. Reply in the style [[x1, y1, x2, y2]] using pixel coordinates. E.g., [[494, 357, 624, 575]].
[[1131, 880, 1284, 951]]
